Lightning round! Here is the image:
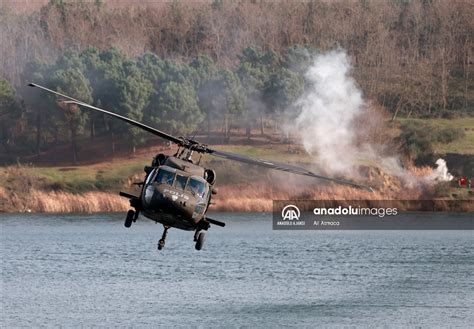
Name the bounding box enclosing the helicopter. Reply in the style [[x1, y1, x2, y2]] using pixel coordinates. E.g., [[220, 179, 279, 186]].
[[29, 83, 373, 251]]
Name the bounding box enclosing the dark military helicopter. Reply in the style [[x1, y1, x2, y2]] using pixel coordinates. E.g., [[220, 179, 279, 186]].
[[29, 83, 373, 251]]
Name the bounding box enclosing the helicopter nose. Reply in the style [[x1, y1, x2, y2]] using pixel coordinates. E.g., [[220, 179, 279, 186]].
[[144, 184, 193, 214]]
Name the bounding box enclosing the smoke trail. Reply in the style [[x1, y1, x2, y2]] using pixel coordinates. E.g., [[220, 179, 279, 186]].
[[287, 49, 453, 186], [292, 50, 363, 174]]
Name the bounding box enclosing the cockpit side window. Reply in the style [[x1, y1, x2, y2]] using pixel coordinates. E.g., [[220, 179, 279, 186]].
[[145, 169, 157, 184], [155, 168, 175, 186], [186, 178, 206, 198], [175, 174, 188, 190]]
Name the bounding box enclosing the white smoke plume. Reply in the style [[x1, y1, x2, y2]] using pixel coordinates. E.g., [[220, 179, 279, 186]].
[[293, 50, 364, 174], [286, 49, 453, 186], [424, 159, 454, 183]]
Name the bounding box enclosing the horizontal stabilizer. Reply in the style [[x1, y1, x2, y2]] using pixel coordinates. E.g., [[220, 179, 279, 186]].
[[119, 191, 138, 199]]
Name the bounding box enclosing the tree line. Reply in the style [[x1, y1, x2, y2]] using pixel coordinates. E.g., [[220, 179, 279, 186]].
[[1, 0, 472, 115], [0, 0, 473, 161], [0, 46, 306, 160]]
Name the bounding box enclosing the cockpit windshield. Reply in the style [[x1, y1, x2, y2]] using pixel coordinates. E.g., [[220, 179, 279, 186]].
[[175, 174, 188, 190], [155, 168, 175, 186], [186, 178, 206, 198]]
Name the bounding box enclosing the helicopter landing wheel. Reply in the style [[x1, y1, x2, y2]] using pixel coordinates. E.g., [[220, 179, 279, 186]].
[[124, 210, 134, 228], [157, 226, 169, 251], [195, 231, 206, 251], [158, 239, 165, 250]]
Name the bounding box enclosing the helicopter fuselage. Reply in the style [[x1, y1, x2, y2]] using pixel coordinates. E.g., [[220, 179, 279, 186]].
[[136, 155, 213, 231]]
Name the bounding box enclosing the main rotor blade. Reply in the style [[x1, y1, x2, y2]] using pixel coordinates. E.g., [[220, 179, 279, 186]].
[[208, 149, 374, 192], [28, 83, 184, 145]]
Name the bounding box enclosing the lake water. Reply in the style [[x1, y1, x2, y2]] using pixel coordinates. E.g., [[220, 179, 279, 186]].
[[1, 213, 472, 328]]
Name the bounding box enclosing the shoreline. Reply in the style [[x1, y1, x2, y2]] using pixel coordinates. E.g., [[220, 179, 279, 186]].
[[1, 188, 472, 214]]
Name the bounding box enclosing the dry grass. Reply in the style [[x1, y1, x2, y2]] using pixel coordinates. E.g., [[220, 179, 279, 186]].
[[210, 163, 459, 212], [1, 141, 471, 213], [213, 183, 379, 212], [2, 189, 128, 213]]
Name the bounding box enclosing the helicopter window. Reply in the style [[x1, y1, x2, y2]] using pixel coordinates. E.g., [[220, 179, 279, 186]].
[[186, 178, 206, 198], [175, 174, 188, 190], [155, 168, 175, 186]]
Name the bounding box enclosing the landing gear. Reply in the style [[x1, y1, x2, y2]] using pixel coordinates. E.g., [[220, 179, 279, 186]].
[[124, 209, 140, 228], [193, 220, 210, 251], [194, 230, 206, 250], [124, 210, 134, 228], [158, 226, 169, 250]]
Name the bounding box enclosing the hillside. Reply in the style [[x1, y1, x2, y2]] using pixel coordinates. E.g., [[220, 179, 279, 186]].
[[1, 116, 473, 213], [0, 0, 473, 213], [1, 0, 473, 167]]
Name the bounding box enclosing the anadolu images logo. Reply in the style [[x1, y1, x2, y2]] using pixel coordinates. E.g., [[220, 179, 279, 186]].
[[282, 205, 300, 220]]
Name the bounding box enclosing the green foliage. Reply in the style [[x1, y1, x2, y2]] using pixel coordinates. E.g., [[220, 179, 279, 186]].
[[153, 81, 203, 134], [235, 47, 284, 127], [94, 170, 122, 191], [217, 69, 246, 117], [190, 54, 217, 87], [138, 52, 166, 85], [140, 53, 201, 135], [436, 127, 465, 144], [399, 121, 466, 160], [79, 47, 103, 95], [0, 78, 21, 149], [19, 59, 67, 152], [7, 42, 470, 161], [237, 47, 280, 92], [53, 68, 92, 132], [263, 68, 304, 114], [238, 47, 281, 69], [195, 68, 246, 136], [399, 121, 435, 160], [94, 51, 153, 147], [56, 51, 86, 72], [283, 45, 314, 74], [0, 78, 15, 108], [2, 0, 472, 124]]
